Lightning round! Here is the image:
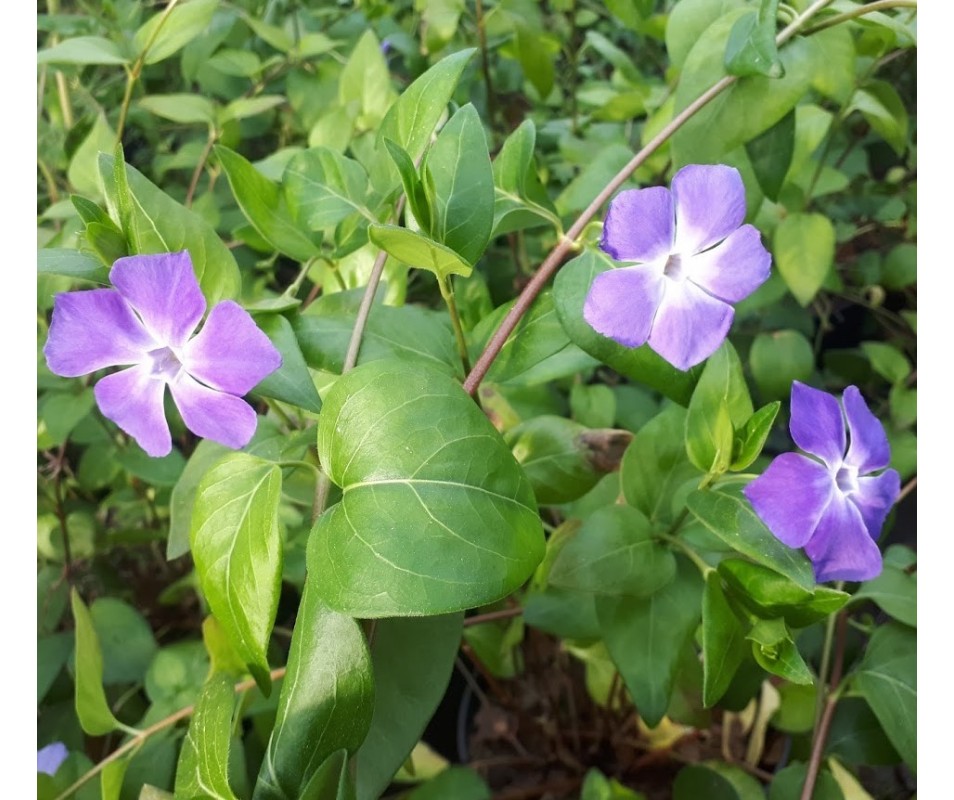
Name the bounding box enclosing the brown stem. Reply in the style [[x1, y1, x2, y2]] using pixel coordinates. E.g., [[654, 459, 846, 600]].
[[463, 605, 523, 627], [898, 475, 917, 502], [185, 130, 217, 207]]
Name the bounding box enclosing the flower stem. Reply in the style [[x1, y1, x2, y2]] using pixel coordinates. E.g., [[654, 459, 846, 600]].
[[185, 128, 218, 207], [812, 581, 844, 736], [438, 275, 472, 374], [461, 0, 837, 397]]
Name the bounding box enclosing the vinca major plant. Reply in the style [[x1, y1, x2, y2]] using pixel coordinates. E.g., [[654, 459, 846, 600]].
[[37, 1, 917, 799]]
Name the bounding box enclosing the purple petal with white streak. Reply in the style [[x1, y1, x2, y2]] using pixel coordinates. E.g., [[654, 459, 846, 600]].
[[843, 386, 891, 473], [94, 365, 172, 457], [671, 164, 747, 254], [744, 453, 834, 548], [685, 224, 771, 302], [44, 289, 154, 377], [110, 251, 205, 347], [851, 469, 900, 540], [804, 491, 883, 582], [37, 743, 69, 776], [182, 301, 282, 395], [789, 381, 846, 469], [169, 374, 258, 450], [583, 265, 664, 348], [646, 279, 734, 370], [600, 187, 675, 263]]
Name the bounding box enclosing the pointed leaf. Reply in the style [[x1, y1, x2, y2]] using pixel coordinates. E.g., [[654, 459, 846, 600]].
[[70, 590, 121, 736], [702, 572, 748, 707], [168, 440, 230, 559], [724, 0, 783, 79], [368, 224, 473, 280], [134, 0, 218, 65], [38, 36, 129, 65], [38, 249, 110, 283], [774, 212, 835, 306], [174, 675, 239, 800], [745, 108, 795, 202], [252, 314, 322, 413], [283, 148, 375, 232]]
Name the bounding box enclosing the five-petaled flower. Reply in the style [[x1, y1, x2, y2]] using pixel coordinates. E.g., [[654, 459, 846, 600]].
[[44, 251, 281, 457], [585, 164, 771, 371], [744, 382, 900, 583]]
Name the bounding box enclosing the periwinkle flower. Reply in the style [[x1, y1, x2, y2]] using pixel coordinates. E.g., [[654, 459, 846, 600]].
[[44, 251, 281, 457], [37, 742, 69, 776], [744, 382, 900, 583], [585, 164, 771, 370]]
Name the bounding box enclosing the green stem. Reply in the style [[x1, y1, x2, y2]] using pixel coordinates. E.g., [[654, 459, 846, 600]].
[[812, 581, 844, 737], [439, 275, 472, 374], [266, 398, 296, 430], [657, 532, 712, 577], [185, 128, 218, 207], [801, 0, 917, 35], [283, 256, 319, 298]]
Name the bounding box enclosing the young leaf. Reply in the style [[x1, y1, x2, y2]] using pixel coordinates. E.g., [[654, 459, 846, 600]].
[[747, 618, 813, 684], [134, 0, 218, 65], [338, 30, 394, 129], [70, 590, 121, 736], [702, 573, 748, 707], [368, 224, 473, 280], [252, 314, 322, 413], [774, 213, 835, 306], [492, 119, 559, 236], [174, 675, 239, 800], [730, 401, 780, 472], [309, 360, 545, 617], [724, 0, 783, 79], [384, 139, 431, 233], [191, 454, 283, 692]]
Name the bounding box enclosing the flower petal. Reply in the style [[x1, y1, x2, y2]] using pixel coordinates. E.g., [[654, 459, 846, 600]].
[[110, 251, 206, 347], [789, 381, 846, 468], [169, 373, 259, 450], [744, 453, 835, 548], [851, 469, 900, 540], [646, 279, 734, 370], [685, 224, 771, 302], [600, 187, 675, 263], [843, 386, 891, 473], [37, 743, 69, 776], [181, 301, 282, 395], [583, 265, 664, 348], [804, 491, 883, 582], [94, 365, 172, 457], [672, 164, 747, 254], [44, 289, 154, 377]]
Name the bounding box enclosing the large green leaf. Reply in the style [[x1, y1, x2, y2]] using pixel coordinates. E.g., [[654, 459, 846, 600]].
[[191, 454, 283, 690], [70, 590, 121, 736], [254, 586, 374, 800], [168, 440, 230, 560], [309, 361, 544, 616], [283, 148, 375, 233], [723, 0, 783, 79], [134, 0, 218, 65], [174, 675, 239, 800], [553, 251, 699, 404], [355, 615, 462, 800], [252, 314, 322, 413], [98, 153, 240, 304], [666, 0, 746, 69], [90, 597, 158, 685]]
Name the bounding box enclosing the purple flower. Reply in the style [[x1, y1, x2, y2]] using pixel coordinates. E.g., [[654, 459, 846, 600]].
[[585, 164, 771, 370], [44, 251, 281, 457], [744, 382, 900, 583], [37, 742, 69, 775]]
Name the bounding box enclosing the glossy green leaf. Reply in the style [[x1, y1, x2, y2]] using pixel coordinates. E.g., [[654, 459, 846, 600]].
[[252, 314, 322, 413], [355, 615, 463, 800], [191, 454, 283, 690], [101, 758, 129, 800], [339, 30, 394, 129], [384, 139, 431, 231], [768, 763, 843, 800], [71, 590, 121, 736], [674, 762, 764, 800], [774, 213, 835, 306], [202, 615, 247, 678], [827, 697, 901, 766], [293, 750, 354, 800], [597, 557, 704, 726], [422, 104, 494, 266], [550, 505, 676, 597], [702, 573, 748, 707], [134, 0, 218, 65], [553, 251, 699, 404], [216, 146, 320, 262], [666, 0, 747, 69], [368, 224, 473, 280], [730, 401, 780, 472], [168, 440, 230, 559], [38, 249, 109, 283], [377, 49, 476, 164], [138, 94, 216, 125], [851, 556, 916, 627], [745, 108, 795, 202], [98, 153, 240, 304], [851, 80, 909, 156], [852, 623, 916, 768], [750, 330, 814, 399], [492, 119, 559, 236], [38, 36, 129, 65], [255, 586, 373, 800], [747, 618, 813, 684], [283, 148, 375, 232], [90, 598, 158, 685], [309, 361, 544, 616], [174, 675, 239, 800], [687, 487, 814, 590], [523, 587, 600, 641], [724, 0, 783, 79]]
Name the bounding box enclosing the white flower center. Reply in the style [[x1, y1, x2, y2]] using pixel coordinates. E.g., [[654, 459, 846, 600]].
[[835, 464, 859, 495], [663, 253, 687, 282], [147, 346, 184, 382]]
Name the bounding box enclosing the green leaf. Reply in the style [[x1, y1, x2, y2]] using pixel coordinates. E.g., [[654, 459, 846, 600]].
[[297, 750, 354, 800], [687, 487, 815, 590], [377, 49, 476, 164], [138, 94, 216, 125], [174, 675, 239, 800], [219, 95, 286, 123], [851, 557, 916, 627], [37, 36, 129, 65], [673, 762, 766, 800], [553, 251, 699, 404], [852, 623, 916, 768], [207, 48, 262, 77], [252, 314, 322, 413], [769, 763, 843, 800], [702, 573, 748, 707], [216, 146, 321, 262], [724, 0, 783, 79], [745, 108, 795, 202], [491, 119, 559, 236], [255, 586, 374, 800], [851, 80, 909, 156], [514, 21, 555, 97], [422, 104, 494, 266], [597, 557, 704, 727], [827, 697, 901, 765], [685, 341, 753, 475], [38, 632, 73, 704], [774, 213, 835, 306], [191, 454, 283, 691], [284, 148, 374, 232], [747, 618, 813, 684], [338, 30, 394, 130], [168, 440, 230, 559], [407, 769, 490, 800], [368, 224, 473, 280], [550, 505, 676, 597], [39, 390, 95, 447], [749, 330, 815, 399], [71, 590, 121, 736], [384, 139, 431, 232], [38, 249, 109, 283], [134, 0, 218, 65], [98, 153, 240, 304], [860, 342, 910, 385], [309, 361, 544, 617], [101, 758, 129, 800], [355, 615, 463, 800], [116, 445, 186, 487], [882, 243, 917, 290], [68, 114, 116, 199], [666, 0, 747, 69], [730, 402, 780, 472], [523, 587, 600, 641], [90, 598, 158, 685]]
